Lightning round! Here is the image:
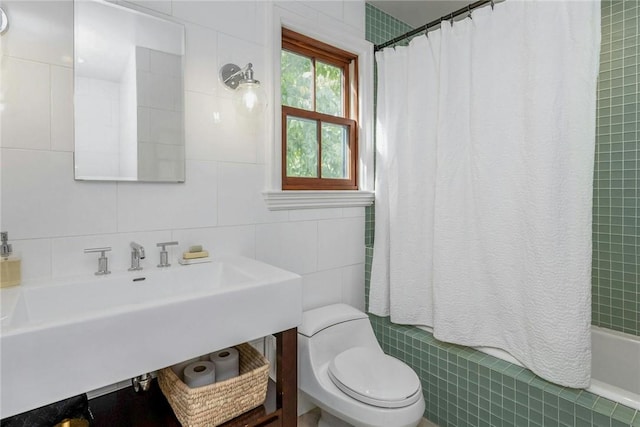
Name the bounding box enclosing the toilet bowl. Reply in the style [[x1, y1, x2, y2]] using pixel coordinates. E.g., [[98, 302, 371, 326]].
[[298, 304, 425, 427]]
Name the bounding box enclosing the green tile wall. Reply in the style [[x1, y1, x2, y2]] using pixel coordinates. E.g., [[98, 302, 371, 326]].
[[592, 0, 640, 336], [365, 3, 640, 426], [369, 314, 640, 427], [365, 3, 414, 46]]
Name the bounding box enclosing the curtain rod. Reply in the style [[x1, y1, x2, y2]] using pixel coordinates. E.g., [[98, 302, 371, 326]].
[[374, 0, 494, 52]]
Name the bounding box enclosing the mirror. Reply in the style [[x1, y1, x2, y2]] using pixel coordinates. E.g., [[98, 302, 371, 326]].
[[74, 0, 185, 182]]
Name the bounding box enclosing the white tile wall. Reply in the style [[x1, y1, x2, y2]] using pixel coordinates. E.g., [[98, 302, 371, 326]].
[[304, 1, 343, 21], [172, 2, 260, 44], [255, 221, 318, 275], [171, 225, 256, 260], [317, 217, 365, 270], [50, 66, 74, 152], [0, 0, 73, 67], [1, 57, 51, 150], [1, 149, 118, 239], [116, 160, 219, 232], [184, 23, 218, 95], [341, 264, 365, 311], [1, 0, 366, 316], [302, 268, 343, 310]]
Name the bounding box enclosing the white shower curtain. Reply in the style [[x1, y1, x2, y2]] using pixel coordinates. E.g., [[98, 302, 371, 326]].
[[370, 0, 600, 388]]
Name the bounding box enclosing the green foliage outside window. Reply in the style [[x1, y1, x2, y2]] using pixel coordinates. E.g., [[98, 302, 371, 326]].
[[321, 123, 348, 179], [281, 51, 313, 110], [282, 50, 347, 179], [286, 117, 318, 178], [316, 61, 343, 117]]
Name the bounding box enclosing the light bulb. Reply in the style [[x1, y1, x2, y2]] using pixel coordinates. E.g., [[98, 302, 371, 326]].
[[234, 81, 267, 117]]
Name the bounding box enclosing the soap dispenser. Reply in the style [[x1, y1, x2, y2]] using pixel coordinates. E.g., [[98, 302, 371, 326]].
[[0, 231, 21, 288]]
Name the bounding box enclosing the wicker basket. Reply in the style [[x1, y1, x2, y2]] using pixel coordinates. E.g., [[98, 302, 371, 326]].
[[157, 343, 270, 427]]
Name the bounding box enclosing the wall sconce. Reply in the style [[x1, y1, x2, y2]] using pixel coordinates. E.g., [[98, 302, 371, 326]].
[[219, 63, 267, 117], [0, 7, 9, 35]]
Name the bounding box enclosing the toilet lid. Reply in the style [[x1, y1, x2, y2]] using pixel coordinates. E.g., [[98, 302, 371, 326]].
[[328, 347, 422, 408]]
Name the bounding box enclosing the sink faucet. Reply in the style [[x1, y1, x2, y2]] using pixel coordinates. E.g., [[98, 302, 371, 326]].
[[129, 242, 145, 271]]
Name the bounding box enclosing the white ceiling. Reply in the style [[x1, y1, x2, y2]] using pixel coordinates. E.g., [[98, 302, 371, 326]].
[[367, 0, 472, 29]]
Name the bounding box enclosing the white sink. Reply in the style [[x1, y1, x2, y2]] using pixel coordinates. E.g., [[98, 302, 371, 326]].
[[0, 256, 302, 418]]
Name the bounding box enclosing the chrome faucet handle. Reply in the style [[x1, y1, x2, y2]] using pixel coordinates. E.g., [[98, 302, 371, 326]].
[[84, 247, 112, 276], [129, 241, 145, 271], [156, 241, 178, 268], [130, 241, 145, 259]]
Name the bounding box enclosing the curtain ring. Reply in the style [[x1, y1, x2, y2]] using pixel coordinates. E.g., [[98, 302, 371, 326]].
[[449, 12, 454, 25], [467, 5, 473, 20], [490, 0, 495, 10]]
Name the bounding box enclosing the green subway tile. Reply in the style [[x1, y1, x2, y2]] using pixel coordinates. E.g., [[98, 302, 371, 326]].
[[577, 404, 594, 423], [493, 359, 511, 372], [612, 418, 631, 427], [516, 391, 529, 407], [503, 385, 515, 401], [594, 411, 613, 427], [560, 388, 583, 403], [515, 414, 529, 427], [530, 397, 543, 414], [544, 382, 565, 396], [530, 385, 544, 401], [544, 415, 561, 427], [575, 414, 595, 427], [559, 409, 575, 426], [544, 391, 560, 408], [503, 397, 515, 413], [505, 365, 524, 378], [530, 376, 548, 390], [595, 398, 619, 416], [530, 409, 543, 425], [560, 397, 577, 413], [545, 402, 560, 419], [576, 393, 599, 409], [490, 411, 503, 427]]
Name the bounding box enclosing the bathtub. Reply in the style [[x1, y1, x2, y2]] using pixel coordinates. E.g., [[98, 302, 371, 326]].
[[590, 325, 640, 410], [419, 325, 640, 411]]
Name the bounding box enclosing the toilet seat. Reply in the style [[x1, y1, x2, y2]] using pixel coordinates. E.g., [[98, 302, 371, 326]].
[[328, 347, 422, 409]]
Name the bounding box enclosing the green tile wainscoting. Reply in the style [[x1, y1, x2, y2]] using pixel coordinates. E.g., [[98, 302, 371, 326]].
[[364, 2, 640, 426], [365, 245, 639, 426], [369, 313, 640, 427]]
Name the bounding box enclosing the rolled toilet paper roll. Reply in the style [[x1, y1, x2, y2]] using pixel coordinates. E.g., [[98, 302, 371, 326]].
[[209, 347, 240, 382], [171, 357, 200, 382], [183, 361, 216, 388]]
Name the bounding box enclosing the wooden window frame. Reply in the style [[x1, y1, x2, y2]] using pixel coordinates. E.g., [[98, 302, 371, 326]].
[[281, 28, 359, 191]]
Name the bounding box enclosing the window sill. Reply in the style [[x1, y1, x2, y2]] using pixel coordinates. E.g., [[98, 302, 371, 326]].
[[263, 190, 375, 211]]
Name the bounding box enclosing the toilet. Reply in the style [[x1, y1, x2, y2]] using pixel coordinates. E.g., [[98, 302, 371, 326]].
[[298, 304, 425, 427]]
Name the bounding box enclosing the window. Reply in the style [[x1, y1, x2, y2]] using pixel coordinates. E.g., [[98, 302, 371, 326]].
[[281, 28, 358, 190]]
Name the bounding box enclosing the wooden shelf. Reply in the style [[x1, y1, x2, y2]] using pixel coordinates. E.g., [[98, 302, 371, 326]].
[[89, 379, 277, 427], [89, 328, 297, 427]]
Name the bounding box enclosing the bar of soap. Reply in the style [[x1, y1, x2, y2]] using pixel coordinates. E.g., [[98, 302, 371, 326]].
[[188, 245, 203, 253], [183, 250, 209, 260]]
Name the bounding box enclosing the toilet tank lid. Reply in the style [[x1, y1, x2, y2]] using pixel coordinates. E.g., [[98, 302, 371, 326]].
[[299, 304, 369, 337]]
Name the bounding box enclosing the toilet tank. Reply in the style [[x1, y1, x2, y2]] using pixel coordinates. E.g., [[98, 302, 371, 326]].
[[298, 304, 382, 369]]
